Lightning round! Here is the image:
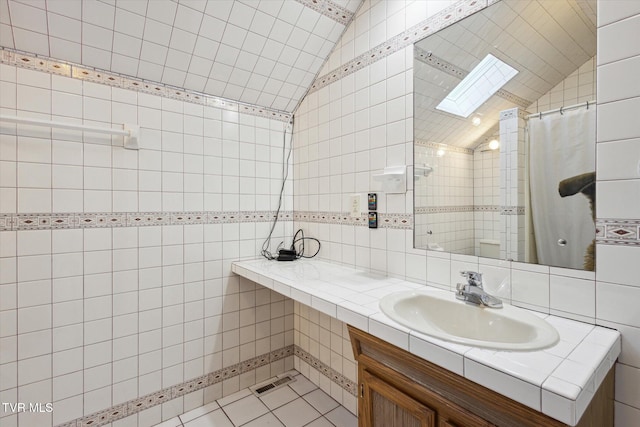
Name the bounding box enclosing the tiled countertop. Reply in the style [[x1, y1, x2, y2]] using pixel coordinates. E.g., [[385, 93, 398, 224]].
[[231, 259, 620, 426]]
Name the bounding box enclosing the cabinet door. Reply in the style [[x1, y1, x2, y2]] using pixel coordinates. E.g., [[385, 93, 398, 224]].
[[361, 370, 435, 427]]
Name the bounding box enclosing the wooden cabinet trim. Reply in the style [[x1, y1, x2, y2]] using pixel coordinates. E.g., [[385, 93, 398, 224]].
[[348, 325, 614, 427]]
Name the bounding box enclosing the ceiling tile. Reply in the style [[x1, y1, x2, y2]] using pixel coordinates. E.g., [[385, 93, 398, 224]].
[[227, 67, 250, 87], [140, 41, 168, 65], [9, 1, 47, 33], [278, 46, 300, 67], [227, 1, 256, 30], [188, 55, 213, 77], [268, 19, 293, 44], [204, 78, 225, 95], [45, 0, 81, 20], [204, 0, 233, 21], [297, 6, 321, 30], [13, 27, 48, 55], [137, 60, 164, 81], [143, 18, 172, 46], [235, 51, 258, 72], [250, 10, 275, 37], [111, 52, 140, 76], [179, 0, 207, 13], [82, 23, 113, 51], [116, 0, 148, 16], [199, 14, 226, 42], [115, 8, 145, 38], [215, 44, 240, 67], [246, 74, 267, 91], [82, 1, 115, 29], [113, 32, 142, 58], [277, 1, 303, 25], [165, 48, 192, 72], [241, 32, 266, 56], [254, 57, 276, 77], [49, 36, 81, 63], [193, 36, 220, 58], [210, 62, 233, 81], [47, 12, 81, 42], [145, 0, 177, 25], [183, 73, 207, 92], [257, 0, 283, 18], [82, 45, 112, 70], [174, 3, 203, 32], [261, 39, 284, 59], [221, 24, 248, 50], [162, 67, 187, 87], [169, 28, 197, 53], [0, 23, 14, 48], [288, 27, 311, 50]]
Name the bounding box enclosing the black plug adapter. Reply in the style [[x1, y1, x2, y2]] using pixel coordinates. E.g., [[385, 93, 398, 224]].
[[277, 249, 297, 261]]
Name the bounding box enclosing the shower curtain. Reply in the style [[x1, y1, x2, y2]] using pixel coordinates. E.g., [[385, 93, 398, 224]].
[[528, 107, 596, 270]]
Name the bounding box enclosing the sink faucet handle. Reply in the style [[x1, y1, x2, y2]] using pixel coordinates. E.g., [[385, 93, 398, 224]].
[[460, 271, 483, 286]]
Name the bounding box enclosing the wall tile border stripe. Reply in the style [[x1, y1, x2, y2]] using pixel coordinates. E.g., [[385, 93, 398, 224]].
[[415, 206, 525, 215], [53, 346, 295, 427], [415, 139, 474, 154], [294, 346, 358, 396], [0, 210, 293, 232], [307, 0, 489, 95], [294, 211, 412, 229], [0, 48, 292, 123], [596, 219, 640, 246], [295, 0, 355, 26]]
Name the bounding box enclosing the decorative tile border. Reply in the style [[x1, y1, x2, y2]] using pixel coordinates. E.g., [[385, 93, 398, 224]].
[[415, 139, 474, 155], [596, 219, 640, 247], [294, 346, 358, 396], [415, 205, 524, 215], [0, 210, 293, 232], [295, 0, 355, 26], [293, 211, 412, 229], [54, 345, 295, 427], [0, 48, 292, 123], [308, 0, 489, 94]]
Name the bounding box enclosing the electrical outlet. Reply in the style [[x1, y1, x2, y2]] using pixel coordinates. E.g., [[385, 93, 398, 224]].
[[350, 194, 360, 218]]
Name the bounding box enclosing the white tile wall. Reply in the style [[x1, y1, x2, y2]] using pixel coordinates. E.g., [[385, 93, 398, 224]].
[[293, 1, 640, 426], [0, 63, 296, 426]]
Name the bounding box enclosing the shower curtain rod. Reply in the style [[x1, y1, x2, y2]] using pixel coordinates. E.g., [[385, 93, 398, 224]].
[[0, 114, 139, 149], [526, 100, 596, 120]]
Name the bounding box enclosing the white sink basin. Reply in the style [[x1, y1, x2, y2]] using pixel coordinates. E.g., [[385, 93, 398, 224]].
[[379, 289, 559, 351]]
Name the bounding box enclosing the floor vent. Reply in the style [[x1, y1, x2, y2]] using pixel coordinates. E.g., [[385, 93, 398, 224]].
[[251, 374, 296, 397]]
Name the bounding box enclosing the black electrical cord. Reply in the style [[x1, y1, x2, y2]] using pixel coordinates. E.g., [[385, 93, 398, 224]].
[[292, 228, 321, 259], [261, 118, 294, 260]]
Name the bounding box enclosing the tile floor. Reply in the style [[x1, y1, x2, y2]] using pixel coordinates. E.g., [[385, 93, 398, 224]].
[[155, 371, 358, 427]]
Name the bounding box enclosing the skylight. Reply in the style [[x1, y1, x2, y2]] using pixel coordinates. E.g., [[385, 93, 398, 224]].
[[436, 54, 518, 118]]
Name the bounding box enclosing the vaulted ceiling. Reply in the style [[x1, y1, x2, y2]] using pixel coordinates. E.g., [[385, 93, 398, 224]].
[[0, 0, 362, 112]]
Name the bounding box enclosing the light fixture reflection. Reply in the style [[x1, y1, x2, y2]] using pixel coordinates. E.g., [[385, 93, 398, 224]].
[[488, 139, 500, 150]]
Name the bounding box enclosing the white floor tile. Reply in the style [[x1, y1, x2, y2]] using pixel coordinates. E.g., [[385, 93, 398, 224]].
[[302, 389, 339, 415], [153, 417, 182, 427], [273, 398, 322, 427], [242, 412, 285, 427], [289, 375, 317, 396], [183, 408, 233, 427], [259, 386, 299, 410], [303, 417, 334, 427], [325, 406, 357, 427], [222, 395, 269, 426], [179, 401, 220, 424], [216, 388, 252, 407]]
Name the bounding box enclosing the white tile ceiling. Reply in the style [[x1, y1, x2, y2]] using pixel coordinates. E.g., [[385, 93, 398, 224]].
[[0, 0, 362, 113]]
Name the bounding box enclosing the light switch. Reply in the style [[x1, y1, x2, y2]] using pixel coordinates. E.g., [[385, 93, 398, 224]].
[[350, 194, 360, 218]]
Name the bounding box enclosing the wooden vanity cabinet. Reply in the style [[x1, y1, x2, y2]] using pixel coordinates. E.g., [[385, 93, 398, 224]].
[[348, 326, 614, 427]]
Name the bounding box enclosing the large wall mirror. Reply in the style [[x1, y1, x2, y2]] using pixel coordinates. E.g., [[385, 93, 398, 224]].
[[413, 0, 597, 271]]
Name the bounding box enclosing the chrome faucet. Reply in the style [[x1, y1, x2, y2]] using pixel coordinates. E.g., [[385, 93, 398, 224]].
[[456, 271, 503, 308]]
